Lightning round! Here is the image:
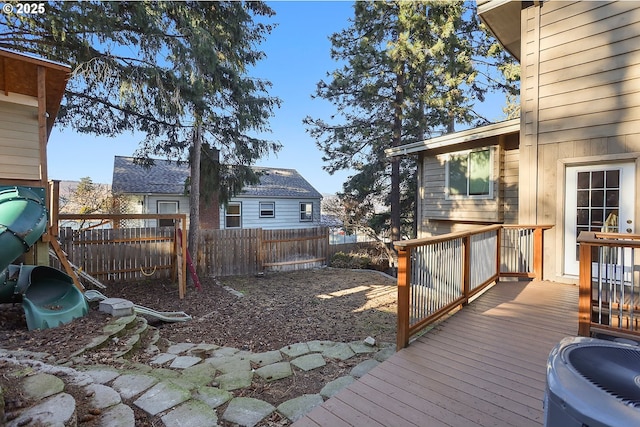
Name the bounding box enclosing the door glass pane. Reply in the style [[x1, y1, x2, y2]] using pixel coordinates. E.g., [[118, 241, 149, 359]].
[[577, 190, 590, 207], [573, 168, 623, 261], [591, 209, 603, 227], [577, 172, 590, 189], [606, 170, 620, 187], [591, 171, 604, 188], [591, 190, 604, 207], [577, 209, 589, 226]]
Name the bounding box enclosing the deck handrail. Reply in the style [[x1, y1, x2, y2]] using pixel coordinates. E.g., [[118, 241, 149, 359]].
[[577, 231, 640, 338], [394, 224, 552, 349]]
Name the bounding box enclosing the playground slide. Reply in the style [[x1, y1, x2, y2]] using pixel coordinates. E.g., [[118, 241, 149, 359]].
[[0, 186, 88, 330]]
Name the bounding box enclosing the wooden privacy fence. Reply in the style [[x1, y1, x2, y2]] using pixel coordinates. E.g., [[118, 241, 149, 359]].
[[199, 227, 329, 276], [394, 224, 552, 349], [56, 213, 188, 297]]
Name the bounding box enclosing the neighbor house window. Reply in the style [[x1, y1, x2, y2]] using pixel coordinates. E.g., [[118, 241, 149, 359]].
[[225, 203, 241, 228], [157, 201, 178, 227], [259, 202, 275, 218], [300, 202, 313, 222], [446, 148, 492, 198]]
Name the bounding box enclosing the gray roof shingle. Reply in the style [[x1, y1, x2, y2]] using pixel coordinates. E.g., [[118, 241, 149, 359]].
[[112, 156, 322, 199]]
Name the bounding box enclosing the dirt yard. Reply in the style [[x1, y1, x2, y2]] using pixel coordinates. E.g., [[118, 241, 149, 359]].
[[0, 267, 398, 424]]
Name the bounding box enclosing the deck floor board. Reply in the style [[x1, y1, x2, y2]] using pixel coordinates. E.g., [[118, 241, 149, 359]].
[[293, 280, 579, 427]]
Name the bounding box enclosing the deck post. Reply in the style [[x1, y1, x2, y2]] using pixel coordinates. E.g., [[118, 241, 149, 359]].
[[533, 227, 544, 280], [397, 246, 411, 350], [462, 235, 471, 305], [578, 242, 593, 336]]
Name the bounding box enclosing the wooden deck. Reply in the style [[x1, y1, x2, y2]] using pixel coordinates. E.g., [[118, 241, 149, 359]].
[[293, 280, 579, 427]]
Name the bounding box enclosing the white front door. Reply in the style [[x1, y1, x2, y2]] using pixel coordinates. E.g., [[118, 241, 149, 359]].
[[564, 163, 636, 277]]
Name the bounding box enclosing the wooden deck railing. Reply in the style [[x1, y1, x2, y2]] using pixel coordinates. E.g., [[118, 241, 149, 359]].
[[395, 224, 551, 349], [577, 231, 640, 339]]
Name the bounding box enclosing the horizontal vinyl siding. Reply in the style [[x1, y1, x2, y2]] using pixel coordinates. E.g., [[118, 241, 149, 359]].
[[142, 195, 190, 228], [220, 198, 321, 230], [536, 1, 640, 145], [0, 101, 40, 180], [502, 148, 519, 224]]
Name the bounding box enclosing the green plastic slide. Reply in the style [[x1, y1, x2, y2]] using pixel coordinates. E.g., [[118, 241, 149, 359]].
[[0, 186, 88, 330]]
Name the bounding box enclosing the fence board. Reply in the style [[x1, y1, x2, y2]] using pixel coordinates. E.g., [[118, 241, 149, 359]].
[[58, 226, 329, 282]]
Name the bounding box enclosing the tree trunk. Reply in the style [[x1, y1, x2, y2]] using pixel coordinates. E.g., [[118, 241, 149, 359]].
[[390, 63, 404, 247], [188, 123, 202, 278]]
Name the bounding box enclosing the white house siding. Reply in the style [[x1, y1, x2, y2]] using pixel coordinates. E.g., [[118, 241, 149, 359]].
[[519, 1, 640, 282], [219, 197, 321, 230], [0, 95, 40, 181], [139, 194, 190, 228]]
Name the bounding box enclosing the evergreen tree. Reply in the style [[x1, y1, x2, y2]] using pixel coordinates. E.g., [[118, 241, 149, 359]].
[[0, 1, 280, 266], [305, 1, 518, 247]]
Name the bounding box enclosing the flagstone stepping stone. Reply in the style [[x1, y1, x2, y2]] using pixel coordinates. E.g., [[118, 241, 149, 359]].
[[216, 371, 254, 391], [85, 383, 121, 409], [189, 343, 220, 357], [307, 340, 336, 352], [320, 376, 356, 398], [211, 346, 240, 357], [206, 355, 251, 373], [350, 359, 380, 378], [280, 342, 310, 358], [167, 342, 196, 355], [161, 400, 218, 427], [255, 361, 292, 381], [134, 381, 191, 416], [150, 368, 180, 380], [99, 402, 135, 427], [112, 373, 158, 400], [349, 341, 378, 354], [250, 350, 283, 367], [170, 355, 202, 369], [291, 353, 326, 371], [223, 397, 275, 427], [195, 386, 233, 409], [9, 393, 75, 427], [22, 373, 64, 400], [82, 367, 121, 384], [277, 394, 324, 422], [150, 353, 177, 365], [322, 343, 355, 360], [374, 345, 396, 362], [181, 363, 218, 387]]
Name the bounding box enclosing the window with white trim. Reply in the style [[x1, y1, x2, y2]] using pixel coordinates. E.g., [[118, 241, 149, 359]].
[[446, 148, 493, 198], [259, 202, 275, 218], [157, 201, 178, 227], [300, 202, 313, 222], [225, 203, 241, 228]]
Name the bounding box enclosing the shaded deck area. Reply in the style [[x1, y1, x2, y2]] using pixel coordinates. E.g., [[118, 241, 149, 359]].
[[293, 280, 579, 427]]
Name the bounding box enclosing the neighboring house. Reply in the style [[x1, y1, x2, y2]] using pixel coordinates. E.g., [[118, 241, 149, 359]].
[[112, 156, 322, 230], [387, 1, 640, 285]]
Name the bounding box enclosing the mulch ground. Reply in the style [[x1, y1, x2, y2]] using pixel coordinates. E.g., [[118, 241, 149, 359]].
[[0, 267, 398, 426]]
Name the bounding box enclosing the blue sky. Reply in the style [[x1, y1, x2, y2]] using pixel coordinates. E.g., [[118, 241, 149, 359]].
[[47, 1, 508, 195]]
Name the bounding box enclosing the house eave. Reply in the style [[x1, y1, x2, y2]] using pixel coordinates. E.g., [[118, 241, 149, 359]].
[[385, 118, 520, 157], [477, 0, 523, 62]]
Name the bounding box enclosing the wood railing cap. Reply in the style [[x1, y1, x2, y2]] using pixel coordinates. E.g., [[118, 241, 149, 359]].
[[577, 231, 640, 247], [394, 223, 553, 250]]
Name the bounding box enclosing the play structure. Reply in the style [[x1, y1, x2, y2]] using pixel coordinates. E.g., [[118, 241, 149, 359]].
[[0, 186, 88, 330]]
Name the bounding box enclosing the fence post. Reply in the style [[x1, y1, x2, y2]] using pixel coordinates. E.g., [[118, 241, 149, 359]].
[[396, 245, 411, 350], [533, 227, 544, 280], [462, 235, 471, 305], [578, 242, 593, 336]]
